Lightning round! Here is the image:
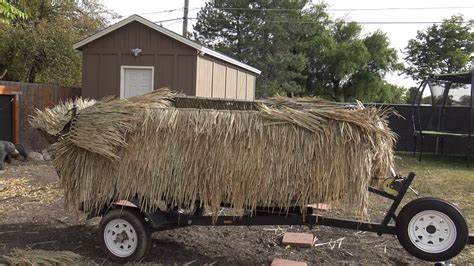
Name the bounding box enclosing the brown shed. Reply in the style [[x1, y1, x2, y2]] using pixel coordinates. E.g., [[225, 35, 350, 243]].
[[73, 15, 260, 100]]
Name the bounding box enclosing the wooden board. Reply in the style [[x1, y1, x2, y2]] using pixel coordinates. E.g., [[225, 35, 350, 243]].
[[0, 86, 21, 143]]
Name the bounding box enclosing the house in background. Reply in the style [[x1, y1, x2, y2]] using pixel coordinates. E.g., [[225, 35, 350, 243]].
[[73, 15, 260, 100]]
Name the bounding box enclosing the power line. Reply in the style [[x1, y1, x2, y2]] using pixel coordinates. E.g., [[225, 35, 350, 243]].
[[138, 8, 183, 16], [210, 6, 474, 12], [163, 20, 183, 26], [186, 17, 470, 25], [133, 5, 474, 16], [153, 16, 471, 25], [328, 6, 474, 11], [154, 18, 183, 23]]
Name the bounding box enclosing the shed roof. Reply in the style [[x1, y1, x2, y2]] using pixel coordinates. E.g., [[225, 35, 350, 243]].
[[73, 15, 261, 75]]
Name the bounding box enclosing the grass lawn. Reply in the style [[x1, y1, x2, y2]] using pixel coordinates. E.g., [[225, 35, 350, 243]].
[[393, 152, 473, 229], [373, 152, 474, 262]]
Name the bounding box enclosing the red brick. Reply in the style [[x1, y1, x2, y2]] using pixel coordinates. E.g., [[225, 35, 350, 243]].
[[282, 232, 314, 248], [271, 258, 308, 266], [308, 203, 331, 211]]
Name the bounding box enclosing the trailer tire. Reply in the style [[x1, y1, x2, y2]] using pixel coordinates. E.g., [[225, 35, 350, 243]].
[[99, 208, 151, 263], [396, 197, 468, 262]]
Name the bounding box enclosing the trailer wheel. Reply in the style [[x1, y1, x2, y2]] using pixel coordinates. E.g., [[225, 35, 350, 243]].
[[99, 208, 151, 263], [396, 197, 468, 262]]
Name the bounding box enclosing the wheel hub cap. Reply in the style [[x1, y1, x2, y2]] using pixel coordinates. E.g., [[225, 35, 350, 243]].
[[426, 225, 436, 234], [115, 231, 129, 243], [104, 219, 138, 257], [408, 210, 457, 253]]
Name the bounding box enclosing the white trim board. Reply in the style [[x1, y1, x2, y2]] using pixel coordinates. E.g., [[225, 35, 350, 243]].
[[73, 14, 261, 75], [120, 65, 155, 98]]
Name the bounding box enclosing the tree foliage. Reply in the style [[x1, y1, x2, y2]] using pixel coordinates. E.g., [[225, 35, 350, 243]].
[[458, 95, 471, 106], [404, 15, 474, 81], [305, 19, 402, 101], [0, 0, 27, 24], [193, 1, 403, 102], [405, 87, 419, 104], [194, 0, 313, 97], [0, 0, 114, 86]]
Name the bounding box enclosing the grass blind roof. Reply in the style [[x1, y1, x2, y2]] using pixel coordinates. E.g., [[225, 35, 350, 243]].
[[29, 89, 397, 220]]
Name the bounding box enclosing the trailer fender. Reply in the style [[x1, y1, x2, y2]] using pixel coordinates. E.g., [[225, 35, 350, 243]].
[[112, 199, 167, 229], [113, 200, 138, 208]]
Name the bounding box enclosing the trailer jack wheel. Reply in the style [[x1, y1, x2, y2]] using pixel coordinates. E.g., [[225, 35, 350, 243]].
[[396, 197, 468, 262], [99, 208, 151, 262]]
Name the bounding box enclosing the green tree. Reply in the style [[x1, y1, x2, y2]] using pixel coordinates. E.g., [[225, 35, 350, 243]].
[[420, 95, 455, 106], [0, 0, 113, 86], [405, 86, 419, 104], [306, 20, 402, 102], [457, 95, 471, 106], [194, 1, 402, 102], [194, 0, 324, 97], [0, 0, 26, 24], [404, 15, 474, 81], [355, 80, 406, 104]]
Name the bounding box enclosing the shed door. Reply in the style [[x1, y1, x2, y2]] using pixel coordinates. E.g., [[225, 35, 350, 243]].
[[121, 66, 154, 98]]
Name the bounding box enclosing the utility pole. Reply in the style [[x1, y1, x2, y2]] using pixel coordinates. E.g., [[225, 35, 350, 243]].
[[182, 0, 189, 37]]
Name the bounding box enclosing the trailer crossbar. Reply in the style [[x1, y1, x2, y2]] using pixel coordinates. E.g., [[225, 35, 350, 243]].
[[176, 214, 396, 234], [159, 173, 418, 236]]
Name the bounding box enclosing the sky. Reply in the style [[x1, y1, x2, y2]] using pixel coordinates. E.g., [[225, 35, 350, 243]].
[[101, 0, 474, 90]]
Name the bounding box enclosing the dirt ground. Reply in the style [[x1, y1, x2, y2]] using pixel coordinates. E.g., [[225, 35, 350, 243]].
[[0, 160, 472, 265]]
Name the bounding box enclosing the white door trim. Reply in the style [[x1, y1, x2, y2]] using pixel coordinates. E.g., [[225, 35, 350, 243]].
[[120, 65, 155, 98]]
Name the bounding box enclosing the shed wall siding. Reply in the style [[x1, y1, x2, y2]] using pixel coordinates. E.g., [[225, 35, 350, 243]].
[[225, 68, 237, 99], [196, 55, 256, 100], [83, 54, 100, 99], [196, 56, 213, 97], [212, 62, 226, 98], [237, 70, 247, 100], [246, 75, 256, 101], [81, 21, 197, 99], [100, 54, 119, 96], [156, 55, 174, 89]]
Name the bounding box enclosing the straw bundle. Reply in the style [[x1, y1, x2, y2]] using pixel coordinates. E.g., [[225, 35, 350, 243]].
[[2, 249, 94, 265], [28, 98, 96, 137], [0, 177, 62, 213], [30, 89, 396, 219], [173, 96, 257, 110]]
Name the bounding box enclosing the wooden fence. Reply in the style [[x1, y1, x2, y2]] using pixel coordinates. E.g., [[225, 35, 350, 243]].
[[0, 81, 81, 150]]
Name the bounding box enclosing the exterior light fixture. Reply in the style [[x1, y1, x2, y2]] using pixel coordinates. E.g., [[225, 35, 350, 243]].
[[131, 48, 142, 57]]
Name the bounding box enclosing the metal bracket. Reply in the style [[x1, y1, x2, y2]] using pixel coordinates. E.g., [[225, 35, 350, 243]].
[[377, 172, 416, 235]]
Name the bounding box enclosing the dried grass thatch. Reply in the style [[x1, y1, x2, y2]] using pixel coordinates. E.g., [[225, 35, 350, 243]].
[[173, 96, 257, 110], [2, 249, 94, 265], [28, 98, 96, 137], [0, 177, 62, 213], [29, 88, 396, 218]]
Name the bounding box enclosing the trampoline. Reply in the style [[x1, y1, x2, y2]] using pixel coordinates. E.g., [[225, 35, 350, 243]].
[[411, 69, 474, 165]]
